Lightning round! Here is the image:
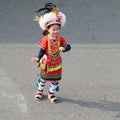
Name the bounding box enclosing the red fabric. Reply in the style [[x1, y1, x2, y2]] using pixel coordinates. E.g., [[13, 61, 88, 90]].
[[38, 36, 67, 49], [38, 35, 67, 77]]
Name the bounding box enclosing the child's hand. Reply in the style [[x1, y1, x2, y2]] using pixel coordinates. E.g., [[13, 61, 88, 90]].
[[59, 47, 65, 52], [31, 57, 39, 63]]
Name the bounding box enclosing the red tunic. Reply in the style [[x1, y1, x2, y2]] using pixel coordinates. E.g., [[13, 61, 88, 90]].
[[38, 35, 67, 81]]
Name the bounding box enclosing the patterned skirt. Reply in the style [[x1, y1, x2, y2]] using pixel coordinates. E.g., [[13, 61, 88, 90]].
[[40, 68, 62, 81]]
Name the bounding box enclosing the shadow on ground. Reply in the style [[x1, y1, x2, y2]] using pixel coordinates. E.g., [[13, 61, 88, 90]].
[[60, 97, 120, 118]]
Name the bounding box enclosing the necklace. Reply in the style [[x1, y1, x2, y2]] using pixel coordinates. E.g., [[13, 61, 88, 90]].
[[48, 35, 60, 56]]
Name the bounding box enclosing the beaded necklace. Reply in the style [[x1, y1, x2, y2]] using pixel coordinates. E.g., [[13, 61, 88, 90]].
[[48, 35, 60, 57]]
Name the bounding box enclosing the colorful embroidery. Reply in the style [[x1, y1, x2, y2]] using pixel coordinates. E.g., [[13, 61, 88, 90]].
[[39, 35, 67, 80], [48, 35, 60, 57]]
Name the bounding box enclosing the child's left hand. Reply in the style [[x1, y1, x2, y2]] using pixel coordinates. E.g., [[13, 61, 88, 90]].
[[59, 47, 65, 52], [31, 57, 39, 63]]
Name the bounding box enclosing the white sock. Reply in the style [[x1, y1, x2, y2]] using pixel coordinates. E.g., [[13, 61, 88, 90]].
[[49, 82, 58, 94], [38, 80, 46, 91]]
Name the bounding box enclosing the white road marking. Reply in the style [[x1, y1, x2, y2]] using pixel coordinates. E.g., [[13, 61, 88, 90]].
[[0, 64, 28, 114]]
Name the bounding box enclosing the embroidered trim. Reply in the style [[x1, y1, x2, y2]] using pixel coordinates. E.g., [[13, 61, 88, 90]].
[[47, 64, 62, 72], [48, 35, 60, 57], [40, 70, 61, 80]]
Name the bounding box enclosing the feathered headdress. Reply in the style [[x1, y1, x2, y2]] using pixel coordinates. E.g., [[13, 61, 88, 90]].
[[34, 3, 66, 30]]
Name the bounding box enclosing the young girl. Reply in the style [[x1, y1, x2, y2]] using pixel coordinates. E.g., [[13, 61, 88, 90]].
[[31, 3, 71, 103]]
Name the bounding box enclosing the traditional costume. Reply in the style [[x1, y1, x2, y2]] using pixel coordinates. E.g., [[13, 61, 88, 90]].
[[33, 3, 71, 103], [38, 35, 67, 81]]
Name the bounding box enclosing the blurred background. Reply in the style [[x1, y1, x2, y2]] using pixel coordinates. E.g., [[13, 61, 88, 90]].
[[0, 0, 120, 44]]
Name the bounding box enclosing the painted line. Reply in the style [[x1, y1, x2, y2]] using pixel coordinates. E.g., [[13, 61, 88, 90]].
[[0, 64, 28, 114]]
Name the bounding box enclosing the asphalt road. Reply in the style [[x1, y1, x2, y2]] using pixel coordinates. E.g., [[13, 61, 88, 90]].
[[1, 44, 120, 120], [0, 0, 120, 44], [1, 0, 120, 120]]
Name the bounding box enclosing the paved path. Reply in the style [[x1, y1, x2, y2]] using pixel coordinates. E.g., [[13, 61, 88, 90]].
[[0, 44, 120, 120], [1, 0, 120, 119], [0, 63, 29, 119]]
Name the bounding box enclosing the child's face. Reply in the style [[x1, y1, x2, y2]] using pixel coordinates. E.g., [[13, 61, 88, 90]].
[[47, 24, 60, 38]]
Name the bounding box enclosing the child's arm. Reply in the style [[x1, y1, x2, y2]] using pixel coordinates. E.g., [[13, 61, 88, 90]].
[[59, 44, 71, 52], [31, 48, 46, 63]]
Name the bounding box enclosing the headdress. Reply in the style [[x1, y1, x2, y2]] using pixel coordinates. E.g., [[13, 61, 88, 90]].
[[34, 3, 66, 30]]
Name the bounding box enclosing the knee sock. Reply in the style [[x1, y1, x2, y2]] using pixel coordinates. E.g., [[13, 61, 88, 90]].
[[38, 79, 46, 91], [49, 82, 59, 94]]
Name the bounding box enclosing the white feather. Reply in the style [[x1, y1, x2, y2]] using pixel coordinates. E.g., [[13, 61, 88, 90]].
[[39, 12, 66, 30]]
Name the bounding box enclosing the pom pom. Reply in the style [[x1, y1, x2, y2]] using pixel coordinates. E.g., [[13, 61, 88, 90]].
[[56, 14, 62, 20]]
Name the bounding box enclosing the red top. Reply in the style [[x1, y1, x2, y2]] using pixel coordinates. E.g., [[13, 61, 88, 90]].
[[38, 35, 67, 76]]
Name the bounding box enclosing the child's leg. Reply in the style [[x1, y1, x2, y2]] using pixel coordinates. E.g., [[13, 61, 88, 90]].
[[38, 79, 46, 91], [49, 81, 59, 94], [35, 79, 46, 100], [48, 81, 59, 103]]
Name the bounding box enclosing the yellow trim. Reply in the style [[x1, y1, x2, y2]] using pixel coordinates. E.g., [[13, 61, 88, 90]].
[[47, 64, 62, 72]]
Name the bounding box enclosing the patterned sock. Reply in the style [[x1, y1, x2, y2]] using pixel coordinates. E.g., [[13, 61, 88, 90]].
[[38, 79, 46, 91], [49, 82, 59, 94]]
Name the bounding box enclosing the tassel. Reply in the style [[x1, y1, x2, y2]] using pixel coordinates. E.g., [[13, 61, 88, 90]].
[[56, 86, 59, 92], [36, 78, 41, 87]]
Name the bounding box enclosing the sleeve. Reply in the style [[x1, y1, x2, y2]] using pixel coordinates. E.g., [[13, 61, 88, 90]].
[[64, 44, 71, 52], [38, 37, 48, 50], [37, 48, 46, 61], [59, 36, 67, 47]]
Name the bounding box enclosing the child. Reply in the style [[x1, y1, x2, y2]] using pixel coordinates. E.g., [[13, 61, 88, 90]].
[[31, 3, 71, 103]]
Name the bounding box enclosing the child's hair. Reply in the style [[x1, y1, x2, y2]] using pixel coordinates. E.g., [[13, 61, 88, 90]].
[[43, 30, 49, 36], [42, 23, 61, 36]]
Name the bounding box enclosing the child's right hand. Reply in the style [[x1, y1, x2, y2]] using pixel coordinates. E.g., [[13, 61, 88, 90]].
[[59, 47, 65, 52], [31, 57, 39, 63]]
